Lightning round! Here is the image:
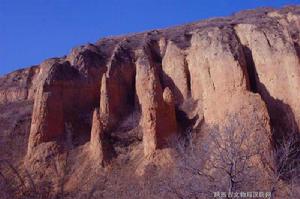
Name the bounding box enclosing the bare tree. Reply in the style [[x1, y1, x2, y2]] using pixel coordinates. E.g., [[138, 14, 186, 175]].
[[167, 113, 271, 198], [262, 120, 300, 199], [0, 159, 53, 199], [205, 120, 268, 193], [166, 108, 300, 199], [53, 122, 74, 199], [85, 173, 108, 199]]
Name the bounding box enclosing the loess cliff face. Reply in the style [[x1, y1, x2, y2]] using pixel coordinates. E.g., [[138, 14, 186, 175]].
[[1, 5, 300, 198]]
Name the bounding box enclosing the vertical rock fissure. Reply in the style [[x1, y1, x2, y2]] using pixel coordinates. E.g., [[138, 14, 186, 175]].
[[147, 39, 165, 89], [241, 46, 258, 93], [231, 27, 258, 93], [262, 31, 272, 48], [239, 43, 300, 149], [293, 42, 300, 61], [207, 61, 216, 91], [184, 56, 192, 97]]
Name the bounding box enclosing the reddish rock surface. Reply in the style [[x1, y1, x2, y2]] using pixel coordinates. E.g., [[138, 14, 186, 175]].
[[90, 109, 105, 163], [135, 48, 178, 156], [1, 6, 300, 198], [3, 5, 298, 159]]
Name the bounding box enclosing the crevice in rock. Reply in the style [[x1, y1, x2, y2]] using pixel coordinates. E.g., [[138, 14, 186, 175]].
[[25, 66, 38, 88], [161, 68, 184, 105], [235, 40, 300, 179], [207, 62, 216, 91], [288, 26, 300, 60], [146, 39, 166, 88], [241, 46, 258, 93], [239, 45, 300, 149], [231, 27, 257, 93], [175, 98, 200, 134], [175, 108, 198, 133], [293, 42, 300, 61], [148, 39, 163, 64], [184, 56, 192, 97], [262, 31, 272, 48]]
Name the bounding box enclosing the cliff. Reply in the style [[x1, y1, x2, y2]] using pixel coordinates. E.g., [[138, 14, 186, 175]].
[[1, 5, 300, 198]]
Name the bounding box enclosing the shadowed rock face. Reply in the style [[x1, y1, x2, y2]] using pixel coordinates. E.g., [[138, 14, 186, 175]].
[[1, 6, 300, 161]]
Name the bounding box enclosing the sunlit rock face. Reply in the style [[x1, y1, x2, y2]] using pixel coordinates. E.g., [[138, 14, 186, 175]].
[[0, 6, 299, 162]]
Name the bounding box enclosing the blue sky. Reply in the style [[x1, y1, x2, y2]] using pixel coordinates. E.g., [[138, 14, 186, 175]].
[[0, 0, 299, 75]]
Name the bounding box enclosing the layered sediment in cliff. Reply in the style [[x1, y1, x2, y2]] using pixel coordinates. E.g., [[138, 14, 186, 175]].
[[1, 6, 300, 164]]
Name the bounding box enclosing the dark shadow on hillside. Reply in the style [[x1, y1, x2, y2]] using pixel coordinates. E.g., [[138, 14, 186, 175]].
[[258, 83, 300, 146], [161, 70, 184, 105], [293, 42, 300, 62], [175, 108, 199, 134], [242, 46, 300, 144], [242, 45, 300, 180], [242, 46, 258, 93]]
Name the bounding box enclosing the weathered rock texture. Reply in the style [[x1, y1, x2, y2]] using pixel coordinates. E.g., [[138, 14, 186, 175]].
[[135, 48, 178, 156], [0, 66, 40, 104], [90, 108, 105, 163], [1, 6, 300, 160]]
